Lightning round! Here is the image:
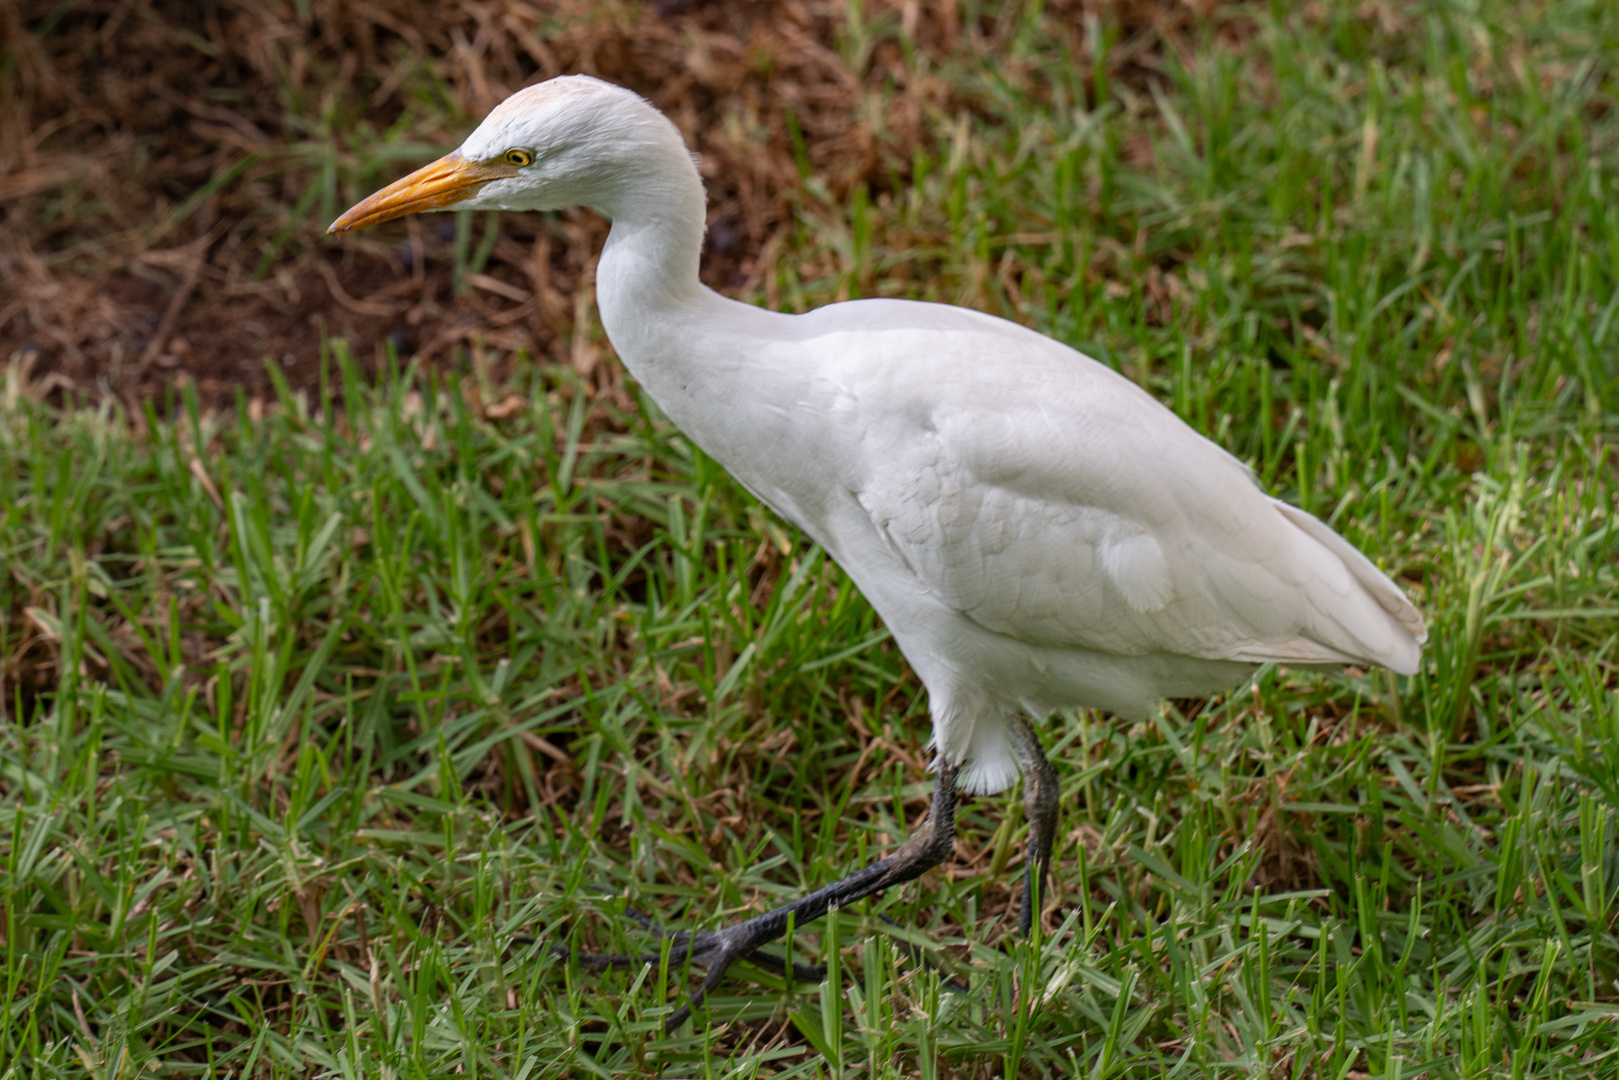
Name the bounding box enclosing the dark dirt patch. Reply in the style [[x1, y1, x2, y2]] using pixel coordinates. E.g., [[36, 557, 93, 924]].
[[2, 0, 1225, 410]]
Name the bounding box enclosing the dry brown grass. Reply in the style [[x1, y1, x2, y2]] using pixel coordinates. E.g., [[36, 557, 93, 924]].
[[2, 0, 1219, 408]]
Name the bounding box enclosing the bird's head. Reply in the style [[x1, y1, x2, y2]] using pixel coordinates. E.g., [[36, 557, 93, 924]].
[[329, 75, 682, 234]]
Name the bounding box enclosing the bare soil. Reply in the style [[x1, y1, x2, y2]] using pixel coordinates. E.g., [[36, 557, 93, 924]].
[[2, 0, 1215, 409]]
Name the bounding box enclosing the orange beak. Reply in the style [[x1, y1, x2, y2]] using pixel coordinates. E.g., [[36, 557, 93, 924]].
[[327, 152, 512, 234]]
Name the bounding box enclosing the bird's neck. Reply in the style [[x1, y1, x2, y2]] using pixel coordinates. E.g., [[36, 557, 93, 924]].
[[592, 144, 720, 367], [588, 127, 795, 476]]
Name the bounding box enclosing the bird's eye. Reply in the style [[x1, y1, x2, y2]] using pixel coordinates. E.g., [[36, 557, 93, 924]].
[[503, 148, 534, 167]]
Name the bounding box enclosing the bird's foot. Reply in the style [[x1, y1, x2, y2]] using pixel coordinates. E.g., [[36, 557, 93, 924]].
[[557, 916, 826, 1031], [549, 759, 960, 1031]]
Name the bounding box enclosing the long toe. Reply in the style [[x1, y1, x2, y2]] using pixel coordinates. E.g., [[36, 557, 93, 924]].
[[737, 948, 828, 983], [553, 943, 662, 969], [553, 932, 700, 970]]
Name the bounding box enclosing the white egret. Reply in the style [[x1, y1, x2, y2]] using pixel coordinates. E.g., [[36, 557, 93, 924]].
[[330, 75, 1426, 1027]]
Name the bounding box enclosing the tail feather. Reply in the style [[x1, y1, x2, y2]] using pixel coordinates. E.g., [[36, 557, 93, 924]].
[[1271, 499, 1426, 674]]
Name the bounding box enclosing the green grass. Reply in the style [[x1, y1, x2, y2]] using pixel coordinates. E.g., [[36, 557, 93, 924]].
[[4, 2, 1619, 1077]]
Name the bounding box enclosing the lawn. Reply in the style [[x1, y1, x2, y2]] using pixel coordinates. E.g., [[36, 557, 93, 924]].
[[2, 1, 1618, 1077]]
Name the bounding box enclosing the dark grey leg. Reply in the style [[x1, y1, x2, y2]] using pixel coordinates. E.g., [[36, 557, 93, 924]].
[[1007, 715, 1059, 935], [565, 758, 960, 1031]]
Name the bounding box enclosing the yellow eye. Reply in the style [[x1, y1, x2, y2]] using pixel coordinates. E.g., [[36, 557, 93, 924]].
[[503, 148, 534, 167]]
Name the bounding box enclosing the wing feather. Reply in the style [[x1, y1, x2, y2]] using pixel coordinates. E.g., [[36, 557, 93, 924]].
[[840, 312, 1425, 675]]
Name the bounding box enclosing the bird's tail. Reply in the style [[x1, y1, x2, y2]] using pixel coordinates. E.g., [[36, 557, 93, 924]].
[[1271, 499, 1427, 675]]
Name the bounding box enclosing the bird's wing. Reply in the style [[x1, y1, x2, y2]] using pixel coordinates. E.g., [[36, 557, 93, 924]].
[[835, 310, 1425, 673]]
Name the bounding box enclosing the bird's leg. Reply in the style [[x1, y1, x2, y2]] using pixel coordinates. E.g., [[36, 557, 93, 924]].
[[1006, 716, 1059, 935], [564, 758, 960, 1031]]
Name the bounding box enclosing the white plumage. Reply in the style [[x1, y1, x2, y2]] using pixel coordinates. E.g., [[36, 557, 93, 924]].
[[638, 296, 1424, 792], [330, 75, 1428, 1024], [331, 74, 1425, 796]]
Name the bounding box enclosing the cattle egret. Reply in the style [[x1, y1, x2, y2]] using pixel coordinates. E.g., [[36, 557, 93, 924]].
[[331, 75, 1426, 1028]]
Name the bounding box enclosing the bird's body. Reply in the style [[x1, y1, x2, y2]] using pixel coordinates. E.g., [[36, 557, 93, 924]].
[[331, 75, 1425, 1024], [609, 288, 1422, 792]]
